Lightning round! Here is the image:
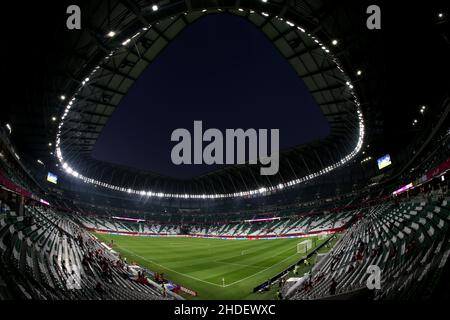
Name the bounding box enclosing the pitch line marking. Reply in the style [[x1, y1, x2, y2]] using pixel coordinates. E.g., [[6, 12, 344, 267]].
[[117, 246, 224, 287], [222, 251, 301, 287], [213, 260, 265, 270], [114, 241, 304, 288]]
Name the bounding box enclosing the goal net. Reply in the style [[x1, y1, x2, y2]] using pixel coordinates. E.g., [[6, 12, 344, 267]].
[[297, 240, 313, 254], [318, 234, 329, 240]]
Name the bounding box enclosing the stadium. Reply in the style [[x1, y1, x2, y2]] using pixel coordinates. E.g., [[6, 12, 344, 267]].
[[0, 0, 449, 305]]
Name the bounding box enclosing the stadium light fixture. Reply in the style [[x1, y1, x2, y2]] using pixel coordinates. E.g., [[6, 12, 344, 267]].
[[361, 156, 372, 164], [331, 39, 338, 46], [107, 31, 116, 38], [60, 95, 66, 101], [152, 5, 159, 11], [6, 123, 11, 134], [49, 143, 52, 147], [261, 0, 268, 3], [438, 13, 444, 18], [356, 70, 362, 76], [52, 116, 57, 121], [37, 159, 44, 165]]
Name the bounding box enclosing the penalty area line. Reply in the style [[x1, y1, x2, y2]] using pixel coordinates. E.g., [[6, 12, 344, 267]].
[[116, 246, 225, 288], [222, 251, 301, 287], [213, 260, 265, 270]]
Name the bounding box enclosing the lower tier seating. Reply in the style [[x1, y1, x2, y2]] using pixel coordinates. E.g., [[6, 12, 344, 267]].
[[286, 195, 450, 300], [0, 206, 171, 300]]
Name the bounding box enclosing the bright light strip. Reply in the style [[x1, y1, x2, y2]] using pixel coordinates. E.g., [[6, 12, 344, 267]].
[[244, 217, 280, 223], [40, 199, 50, 206], [112, 216, 145, 223], [393, 183, 413, 196], [54, 8, 365, 200], [361, 156, 372, 164]]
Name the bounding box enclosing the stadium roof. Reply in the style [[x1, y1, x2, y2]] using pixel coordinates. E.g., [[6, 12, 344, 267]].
[[2, 0, 449, 199]]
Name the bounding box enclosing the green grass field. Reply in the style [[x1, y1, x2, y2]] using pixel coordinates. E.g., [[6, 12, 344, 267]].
[[94, 233, 330, 300]]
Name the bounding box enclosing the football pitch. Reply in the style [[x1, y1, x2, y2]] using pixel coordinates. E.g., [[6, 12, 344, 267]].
[[94, 233, 331, 300]]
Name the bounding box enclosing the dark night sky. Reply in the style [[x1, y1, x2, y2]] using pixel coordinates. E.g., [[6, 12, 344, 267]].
[[92, 14, 330, 179]]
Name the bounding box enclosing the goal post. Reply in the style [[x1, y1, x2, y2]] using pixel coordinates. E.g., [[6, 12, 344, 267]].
[[297, 239, 313, 254]]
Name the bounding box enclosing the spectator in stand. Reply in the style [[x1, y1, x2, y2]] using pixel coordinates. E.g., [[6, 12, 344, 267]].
[[61, 260, 67, 273], [371, 245, 379, 258], [329, 278, 337, 295], [355, 249, 364, 264], [389, 245, 397, 259], [276, 290, 283, 300], [82, 255, 89, 268], [347, 263, 355, 274], [330, 260, 336, 271], [137, 271, 149, 286], [304, 278, 312, 292], [405, 239, 417, 256], [294, 264, 299, 276], [95, 282, 105, 296]]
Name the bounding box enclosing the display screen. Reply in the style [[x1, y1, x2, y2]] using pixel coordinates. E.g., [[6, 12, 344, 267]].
[[47, 172, 58, 184], [377, 154, 392, 170]]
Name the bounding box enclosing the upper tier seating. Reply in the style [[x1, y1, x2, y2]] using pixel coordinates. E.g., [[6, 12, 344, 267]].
[[77, 210, 354, 238]]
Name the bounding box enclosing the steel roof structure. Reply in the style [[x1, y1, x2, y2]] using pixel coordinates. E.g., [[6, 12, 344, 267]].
[[2, 0, 449, 199]]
